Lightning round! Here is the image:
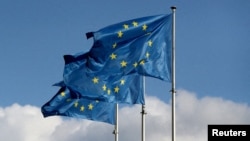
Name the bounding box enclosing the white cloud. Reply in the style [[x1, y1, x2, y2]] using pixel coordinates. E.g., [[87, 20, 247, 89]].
[[0, 90, 249, 141], [0, 104, 62, 141]]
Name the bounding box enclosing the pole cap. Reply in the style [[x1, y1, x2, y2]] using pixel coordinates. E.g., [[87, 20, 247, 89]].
[[171, 6, 177, 10]]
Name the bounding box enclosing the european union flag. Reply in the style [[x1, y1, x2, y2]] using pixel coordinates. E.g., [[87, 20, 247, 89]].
[[86, 14, 173, 82], [41, 86, 115, 125], [63, 52, 144, 104]]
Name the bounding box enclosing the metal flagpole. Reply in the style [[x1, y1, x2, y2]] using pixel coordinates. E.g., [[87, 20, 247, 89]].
[[113, 103, 119, 141], [141, 76, 146, 141], [170, 6, 176, 141]]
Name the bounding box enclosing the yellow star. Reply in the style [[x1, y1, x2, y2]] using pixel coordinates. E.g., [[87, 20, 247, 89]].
[[146, 52, 150, 58], [102, 84, 107, 91], [60, 91, 65, 97], [117, 31, 123, 38], [120, 79, 125, 85], [132, 21, 138, 27], [107, 89, 111, 95], [140, 60, 145, 65], [74, 102, 78, 108], [114, 86, 119, 93], [92, 77, 99, 84], [113, 42, 117, 48], [110, 53, 117, 60], [123, 24, 129, 29], [88, 103, 94, 110], [80, 106, 85, 112], [142, 24, 148, 31], [120, 60, 127, 67], [148, 40, 153, 47], [133, 62, 138, 67]]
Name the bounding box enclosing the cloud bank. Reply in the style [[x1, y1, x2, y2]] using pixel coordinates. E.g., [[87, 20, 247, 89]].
[[0, 90, 249, 141]]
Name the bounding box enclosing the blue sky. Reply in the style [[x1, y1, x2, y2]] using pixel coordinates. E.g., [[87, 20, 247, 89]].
[[0, 1, 250, 141], [1, 0, 249, 106]]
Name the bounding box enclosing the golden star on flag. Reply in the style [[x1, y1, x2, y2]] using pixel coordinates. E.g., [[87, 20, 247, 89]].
[[120, 60, 127, 67], [117, 31, 123, 38], [110, 53, 117, 60], [102, 84, 107, 91], [92, 77, 99, 84], [148, 40, 153, 47], [140, 60, 145, 65], [120, 79, 125, 85], [133, 62, 138, 67], [132, 21, 138, 27], [123, 24, 129, 29], [146, 52, 150, 58], [113, 42, 117, 48], [114, 86, 119, 93], [142, 24, 148, 31], [88, 103, 94, 110], [60, 91, 66, 97], [107, 89, 111, 95], [74, 102, 78, 108], [80, 106, 85, 112]]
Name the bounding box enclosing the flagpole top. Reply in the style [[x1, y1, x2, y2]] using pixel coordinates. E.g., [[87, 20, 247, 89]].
[[171, 6, 177, 10]]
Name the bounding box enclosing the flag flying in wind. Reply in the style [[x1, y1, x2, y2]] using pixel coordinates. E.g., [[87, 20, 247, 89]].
[[63, 52, 145, 104], [86, 14, 173, 82], [41, 86, 115, 125]]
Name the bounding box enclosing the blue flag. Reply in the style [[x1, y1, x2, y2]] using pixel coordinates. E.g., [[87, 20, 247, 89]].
[[63, 52, 145, 104], [41, 86, 115, 125], [86, 14, 173, 82]]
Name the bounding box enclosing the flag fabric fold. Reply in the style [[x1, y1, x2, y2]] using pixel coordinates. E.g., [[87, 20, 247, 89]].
[[86, 14, 173, 82], [41, 86, 115, 125], [63, 52, 145, 104]]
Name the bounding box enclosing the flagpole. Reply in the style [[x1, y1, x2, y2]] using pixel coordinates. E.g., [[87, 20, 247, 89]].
[[170, 6, 176, 141], [141, 76, 146, 141], [113, 103, 119, 141]]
